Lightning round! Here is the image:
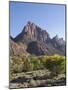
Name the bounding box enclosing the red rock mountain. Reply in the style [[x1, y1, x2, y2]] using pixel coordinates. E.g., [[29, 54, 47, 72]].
[[10, 21, 65, 56]]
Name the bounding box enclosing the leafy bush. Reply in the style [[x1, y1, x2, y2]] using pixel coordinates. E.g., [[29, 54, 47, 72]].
[[45, 55, 65, 76]]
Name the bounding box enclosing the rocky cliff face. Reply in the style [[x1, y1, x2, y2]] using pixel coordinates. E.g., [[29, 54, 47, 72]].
[[14, 21, 50, 43], [52, 35, 65, 54], [10, 21, 65, 56]]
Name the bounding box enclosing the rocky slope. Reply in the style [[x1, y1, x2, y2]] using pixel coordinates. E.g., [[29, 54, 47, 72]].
[[10, 36, 28, 56]]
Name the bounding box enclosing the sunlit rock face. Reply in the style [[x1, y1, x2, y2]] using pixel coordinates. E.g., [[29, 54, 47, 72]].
[[14, 21, 50, 43]]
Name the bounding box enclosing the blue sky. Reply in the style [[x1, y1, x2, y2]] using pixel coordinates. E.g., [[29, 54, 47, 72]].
[[10, 1, 65, 40]]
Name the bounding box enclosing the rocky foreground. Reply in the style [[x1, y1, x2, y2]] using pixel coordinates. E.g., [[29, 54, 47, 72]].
[[10, 69, 66, 88]]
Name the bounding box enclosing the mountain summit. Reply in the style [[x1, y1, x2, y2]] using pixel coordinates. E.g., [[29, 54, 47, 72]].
[[14, 21, 50, 43], [10, 21, 65, 56]]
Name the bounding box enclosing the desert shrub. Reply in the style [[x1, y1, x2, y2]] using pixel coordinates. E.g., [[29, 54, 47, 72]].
[[10, 56, 24, 73], [32, 59, 41, 70], [23, 57, 34, 71], [30, 55, 44, 70], [45, 55, 65, 76], [10, 54, 65, 75], [23, 55, 41, 71], [12, 63, 23, 73], [38, 55, 48, 66]]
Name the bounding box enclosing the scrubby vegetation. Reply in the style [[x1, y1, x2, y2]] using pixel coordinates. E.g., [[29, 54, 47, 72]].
[[10, 54, 65, 74], [10, 54, 66, 88]]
